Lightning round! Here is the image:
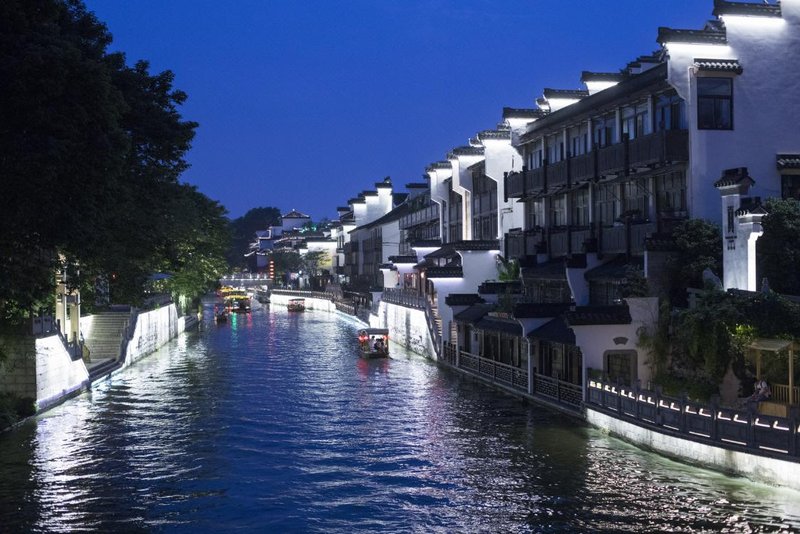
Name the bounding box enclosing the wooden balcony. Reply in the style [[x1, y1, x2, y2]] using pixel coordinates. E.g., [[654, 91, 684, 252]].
[[506, 171, 525, 198], [505, 168, 546, 199], [505, 229, 544, 259], [628, 129, 689, 169], [570, 228, 591, 255], [597, 143, 626, 176], [549, 229, 569, 257], [598, 222, 656, 255], [505, 131, 688, 199], [548, 160, 568, 189], [571, 152, 595, 183]]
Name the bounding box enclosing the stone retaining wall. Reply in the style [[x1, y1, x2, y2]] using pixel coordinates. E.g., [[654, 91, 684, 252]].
[[0, 333, 89, 411], [586, 407, 800, 492]]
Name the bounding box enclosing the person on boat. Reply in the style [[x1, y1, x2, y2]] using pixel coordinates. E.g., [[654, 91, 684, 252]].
[[374, 338, 384, 353]]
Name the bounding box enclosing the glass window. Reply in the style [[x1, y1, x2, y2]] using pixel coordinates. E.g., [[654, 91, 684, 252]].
[[655, 171, 686, 213], [571, 187, 589, 226], [594, 183, 617, 226], [550, 195, 566, 226], [781, 175, 800, 200], [697, 77, 733, 130]]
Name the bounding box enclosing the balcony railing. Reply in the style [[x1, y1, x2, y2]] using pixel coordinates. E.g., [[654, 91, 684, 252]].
[[597, 142, 626, 176], [548, 160, 568, 189], [628, 129, 689, 168], [507, 130, 688, 199], [549, 229, 569, 257], [571, 152, 595, 182], [598, 222, 656, 255], [381, 287, 426, 309]]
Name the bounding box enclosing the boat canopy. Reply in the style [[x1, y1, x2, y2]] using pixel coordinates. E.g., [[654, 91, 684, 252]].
[[358, 328, 389, 336]]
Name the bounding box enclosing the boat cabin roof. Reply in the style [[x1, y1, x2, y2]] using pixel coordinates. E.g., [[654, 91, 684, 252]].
[[359, 328, 389, 336]]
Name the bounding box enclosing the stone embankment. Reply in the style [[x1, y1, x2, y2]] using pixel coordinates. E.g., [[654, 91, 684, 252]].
[[0, 303, 197, 422]]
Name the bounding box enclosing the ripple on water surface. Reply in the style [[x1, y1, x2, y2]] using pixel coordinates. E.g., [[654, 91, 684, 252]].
[[0, 304, 799, 532]]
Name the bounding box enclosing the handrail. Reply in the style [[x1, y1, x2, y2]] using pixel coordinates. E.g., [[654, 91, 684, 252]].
[[586, 376, 800, 460]]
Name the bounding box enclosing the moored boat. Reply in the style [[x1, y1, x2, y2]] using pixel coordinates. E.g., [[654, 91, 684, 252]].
[[224, 290, 251, 313], [287, 298, 305, 312], [358, 328, 389, 358]]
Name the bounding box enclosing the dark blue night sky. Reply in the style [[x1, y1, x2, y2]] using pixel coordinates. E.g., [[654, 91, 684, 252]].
[[85, 0, 712, 220]]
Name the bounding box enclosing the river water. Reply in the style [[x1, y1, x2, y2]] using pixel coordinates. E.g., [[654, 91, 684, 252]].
[[1, 302, 799, 533]]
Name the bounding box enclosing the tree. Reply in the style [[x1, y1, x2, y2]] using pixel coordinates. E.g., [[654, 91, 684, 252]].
[[758, 198, 800, 295], [0, 0, 128, 316], [227, 207, 282, 268], [0, 0, 224, 316], [667, 219, 722, 306]]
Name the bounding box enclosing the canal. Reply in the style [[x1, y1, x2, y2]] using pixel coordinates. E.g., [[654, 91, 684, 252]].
[[1, 302, 799, 532]]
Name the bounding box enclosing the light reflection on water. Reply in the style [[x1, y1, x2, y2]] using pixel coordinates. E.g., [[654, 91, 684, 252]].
[[1, 301, 799, 533]]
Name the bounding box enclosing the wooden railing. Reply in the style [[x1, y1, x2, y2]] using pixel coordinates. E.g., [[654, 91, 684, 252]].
[[587, 377, 800, 460], [459, 350, 528, 393], [772, 384, 800, 405]]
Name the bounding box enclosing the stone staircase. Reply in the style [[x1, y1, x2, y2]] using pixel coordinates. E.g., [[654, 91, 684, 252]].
[[82, 312, 131, 378]]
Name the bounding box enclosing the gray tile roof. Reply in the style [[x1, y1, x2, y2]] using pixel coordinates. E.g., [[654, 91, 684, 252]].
[[712, 0, 781, 18], [694, 58, 743, 74], [528, 316, 575, 345], [566, 305, 632, 326], [475, 316, 523, 336], [426, 161, 452, 171], [426, 266, 463, 279], [777, 154, 800, 170], [713, 167, 754, 189], [657, 27, 727, 45], [454, 303, 494, 323], [580, 71, 626, 83], [543, 88, 589, 99], [448, 146, 485, 158], [502, 107, 547, 120], [478, 129, 512, 141], [445, 293, 486, 307]]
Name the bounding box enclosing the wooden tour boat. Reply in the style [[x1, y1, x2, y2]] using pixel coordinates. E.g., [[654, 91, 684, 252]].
[[287, 298, 305, 312], [358, 328, 389, 358]]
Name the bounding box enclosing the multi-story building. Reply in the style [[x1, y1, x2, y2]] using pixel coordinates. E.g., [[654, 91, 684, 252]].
[[371, 0, 800, 410]]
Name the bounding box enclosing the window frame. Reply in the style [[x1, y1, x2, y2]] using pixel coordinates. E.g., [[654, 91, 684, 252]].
[[697, 76, 734, 131]]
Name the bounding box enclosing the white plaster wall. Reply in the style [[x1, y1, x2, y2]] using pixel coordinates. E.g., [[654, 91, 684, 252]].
[[123, 305, 180, 368], [483, 139, 525, 240], [587, 408, 800, 492], [375, 301, 436, 359], [0, 334, 89, 411], [572, 297, 659, 392], [665, 5, 800, 222], [34, 335, 89, 410], [381, 219, 401, 267]]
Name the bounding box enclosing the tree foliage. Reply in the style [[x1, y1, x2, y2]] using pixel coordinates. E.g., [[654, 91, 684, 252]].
[[0, 0, 228, 317], [227, 207, 282, 268], [667, 218, 722, 305], [758, 198, 800, 296]]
